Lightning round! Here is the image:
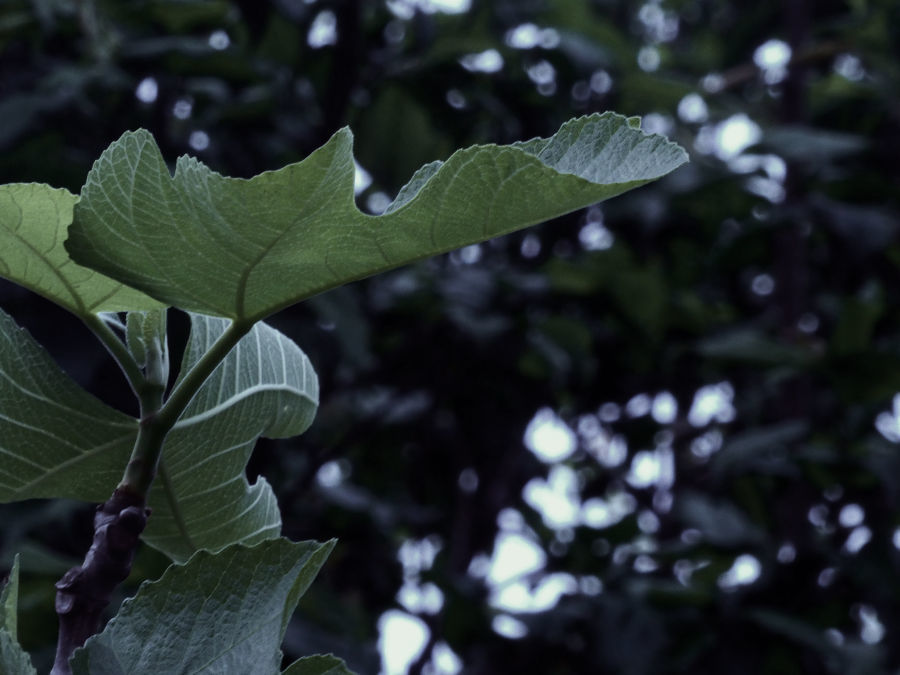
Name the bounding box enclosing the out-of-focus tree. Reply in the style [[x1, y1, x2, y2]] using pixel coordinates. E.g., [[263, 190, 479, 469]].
[[1, 1, 899, 673]]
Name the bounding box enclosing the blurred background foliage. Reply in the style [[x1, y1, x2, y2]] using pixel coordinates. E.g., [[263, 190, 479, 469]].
[[1, 0, 900, 673]]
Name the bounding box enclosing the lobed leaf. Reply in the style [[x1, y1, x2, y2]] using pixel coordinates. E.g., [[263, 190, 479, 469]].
[[0, 183, 162, 317], [142, 313, 319, 561], [70, 538, 335, 675], [68, 113, 688, 322]]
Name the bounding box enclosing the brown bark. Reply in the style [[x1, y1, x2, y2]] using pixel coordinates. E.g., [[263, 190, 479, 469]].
[[50, 488, 149, 675]]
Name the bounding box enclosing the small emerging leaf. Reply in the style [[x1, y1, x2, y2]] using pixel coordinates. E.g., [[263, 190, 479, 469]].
[[68, 113, 687, 321], [125, 309, 168, 373], [0, 183, 162, 316], [71, 538, 335, 675]]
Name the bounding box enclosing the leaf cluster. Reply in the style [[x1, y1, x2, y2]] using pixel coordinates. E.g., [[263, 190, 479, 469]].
[[5, 0, 899, 673], [0, 90, 684, 672]]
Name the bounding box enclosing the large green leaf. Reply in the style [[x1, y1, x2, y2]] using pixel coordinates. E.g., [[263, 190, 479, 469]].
[[0, 555, 36, 675], [70, 538, 335, 675], [0, 183, 162, 316], [0, 307, 137, 502], [68, 113, 688, 321], [143, 313, 319, 561]]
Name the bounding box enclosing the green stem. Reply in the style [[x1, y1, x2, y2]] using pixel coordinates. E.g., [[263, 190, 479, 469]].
[[117, 418, 169, 497], [118, 318, 253, 497]]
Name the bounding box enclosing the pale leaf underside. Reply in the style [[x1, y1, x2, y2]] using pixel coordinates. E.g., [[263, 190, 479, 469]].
[[143, 313, 318, 561]]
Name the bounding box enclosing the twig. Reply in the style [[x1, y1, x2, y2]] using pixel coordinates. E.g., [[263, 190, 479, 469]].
[[50, 488, 149, 674]]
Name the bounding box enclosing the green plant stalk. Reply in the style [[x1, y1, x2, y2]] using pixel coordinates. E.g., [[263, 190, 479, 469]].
[[119, 318, 253, 498]]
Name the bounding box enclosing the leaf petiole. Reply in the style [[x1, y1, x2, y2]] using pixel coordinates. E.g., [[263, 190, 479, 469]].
[[118, 318, 253, 498]]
